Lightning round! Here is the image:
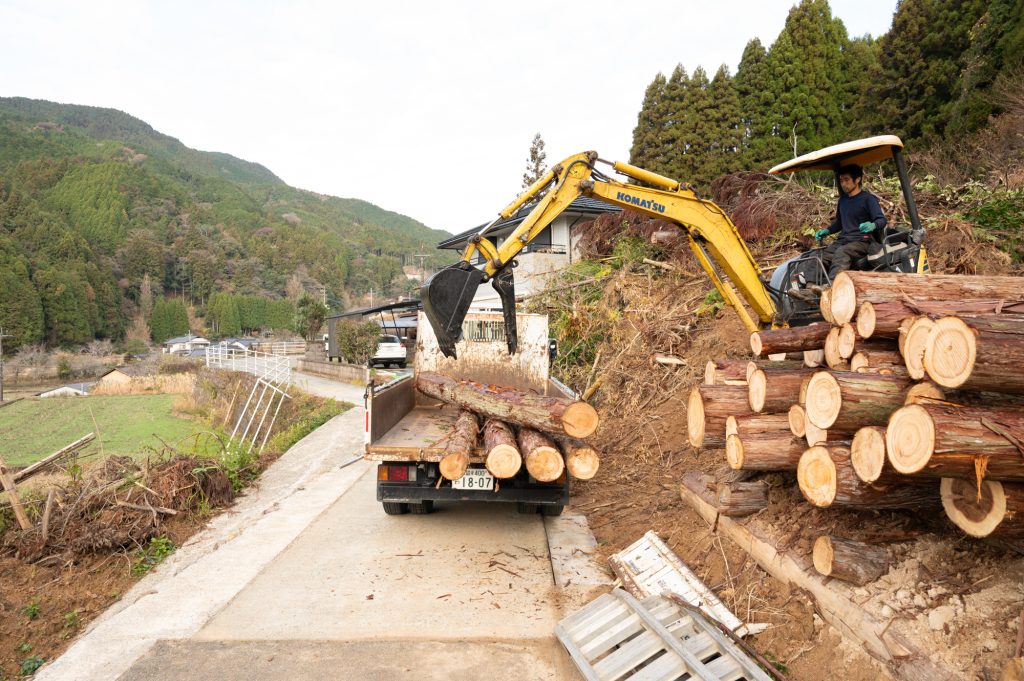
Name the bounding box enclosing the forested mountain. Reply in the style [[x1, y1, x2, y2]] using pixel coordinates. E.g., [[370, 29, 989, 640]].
[[0, 97, 451, 350], [630, 0, 1024, 187]]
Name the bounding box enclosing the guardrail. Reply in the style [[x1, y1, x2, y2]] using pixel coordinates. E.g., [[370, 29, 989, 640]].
[[205, 345, 291, 385], [254, 341, 306, 355]]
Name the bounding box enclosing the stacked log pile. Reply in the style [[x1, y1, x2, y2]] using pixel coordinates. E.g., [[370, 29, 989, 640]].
[[688, 272, 1024, 581], [415, 372, 601, 483]]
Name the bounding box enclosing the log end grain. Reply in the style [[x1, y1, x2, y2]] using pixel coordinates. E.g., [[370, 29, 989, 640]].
[[885, 404, 934, 475], [725, 434, 745, 470], [923, 317, 976, 389], [856, 301, 877, 340], [789, 404, 807, 438], [902, 317, 936, 380], [562, 402, 599, 439], [812, 535, 836, 576], [820, 288, 835, 325], [725, 415, 739, 438], [805, 371, 841, 429], [830, 272, 857, 325], [941, 477, 1006, 538], [748, 369, 767, 412], [824, 327, 844, 368], [798, 445, 837, 507], [704, 360, 717, 385], [485, 444, 522, 479], [805, 417, 828, 447], [838, 323, 857, 359], [750, 332, 764, 357], [745, 361, 759, 382], [804, 348, 825, 368], [439, 453, 470, 481], [904, 382, 946, 405], [851, 426, 887, 483], [565, 445, 600, 481], [687, 386, 706, 448]]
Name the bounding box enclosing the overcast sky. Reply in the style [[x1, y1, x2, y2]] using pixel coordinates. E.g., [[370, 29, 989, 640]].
[[1, 0, 896, 235]]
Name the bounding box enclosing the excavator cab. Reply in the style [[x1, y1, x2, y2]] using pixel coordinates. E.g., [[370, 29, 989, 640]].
[[767, 135, 928, 324]]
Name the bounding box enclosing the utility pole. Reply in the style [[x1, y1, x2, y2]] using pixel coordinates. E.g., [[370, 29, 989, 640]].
[[369, 288, 374, 308], [414, 254, 429, 287], [320, 286, 327, 306], [0, 328, 11, 403]]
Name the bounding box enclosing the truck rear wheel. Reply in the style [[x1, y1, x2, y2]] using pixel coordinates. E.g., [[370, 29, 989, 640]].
[[382, 502, 409, 515], [409, 500, 434, 514], [541, 504, 564, 517], [517, 502, 538, 514]]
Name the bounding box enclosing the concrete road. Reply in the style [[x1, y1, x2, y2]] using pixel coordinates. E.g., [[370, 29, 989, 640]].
[[37, 372, 606, 681]]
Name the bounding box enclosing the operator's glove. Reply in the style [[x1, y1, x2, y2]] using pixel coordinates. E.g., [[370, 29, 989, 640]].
[[858, 221, 877, 233], [814, 228, 831, 240]]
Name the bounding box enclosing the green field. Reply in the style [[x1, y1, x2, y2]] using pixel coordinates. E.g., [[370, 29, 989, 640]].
[[0, 395, 207, 467]]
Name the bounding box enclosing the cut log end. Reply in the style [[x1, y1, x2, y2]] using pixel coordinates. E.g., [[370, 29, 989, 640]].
[[830, 272, 857, 324], [923, 317, 977, 389], [725, 415, 739, 438], [904, 382, 945, 405], [519, 428, 565, 482], [804, 371, 841, 429], [562, 402, 599, 439], [804, 349, 825, 368], [564, 445, 600, 481], [838, 323, 857, 359], [687, 387, 706, 448], [820, 288, 835, 325], [812, 536, 835, 576], [856, 301, 877, 339], [750, 332, 763, 357], [798, 445, 837, 507], [704, 360, 716, 385], [725, 434, 744, 470], [439, 453, 470, 481], [885, 404, 934, 474], [789, 404, 807, 437], [485, 444, 522, 479], [851, 426, 886, 483], [902, 317, 936, 380], [941, 477, 1006, 538], [748, 369, 767, 412], [745, 361, 759, 382], [824, 327, 843, 368]]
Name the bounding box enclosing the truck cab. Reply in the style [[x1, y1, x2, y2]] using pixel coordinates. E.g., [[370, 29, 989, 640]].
[[365, 311, 571, 515]]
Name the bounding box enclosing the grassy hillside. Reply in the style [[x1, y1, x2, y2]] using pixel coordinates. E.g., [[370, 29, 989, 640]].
[[0, 97, 451, 350]]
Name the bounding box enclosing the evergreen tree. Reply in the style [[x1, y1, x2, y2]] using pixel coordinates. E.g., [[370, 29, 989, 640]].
[[295, 293, 327, 341], [660, 65, 691, 180], [679, 67, 713, 183], [0, 268, 44, 351], [150, 297, 189, 343], [629, 73, 668, 169], [35, 269, 93, 346], [522, 133, 548, 188], [762, 0, 849, 162], [843, 36, 881, 138], [867, 0, 986, 142], [705, 65, 745, 181], [734, 38, 771, 167]]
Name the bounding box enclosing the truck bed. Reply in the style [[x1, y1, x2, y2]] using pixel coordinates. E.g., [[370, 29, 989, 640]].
[[368, 403, 486, 462]]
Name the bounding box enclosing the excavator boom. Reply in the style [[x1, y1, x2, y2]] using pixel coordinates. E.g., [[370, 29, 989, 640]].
[[421, 152, 776, 358]]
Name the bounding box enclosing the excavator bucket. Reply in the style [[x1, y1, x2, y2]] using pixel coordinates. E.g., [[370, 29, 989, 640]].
[[420, 262, 485, 358]]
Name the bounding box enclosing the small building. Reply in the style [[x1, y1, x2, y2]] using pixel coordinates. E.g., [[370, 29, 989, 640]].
[[37, 382, 94, 398], [324, 300, 421, 362], [218, 337, 259, 352], [437, 197, 620, 310], [163, 334, 210, 355]]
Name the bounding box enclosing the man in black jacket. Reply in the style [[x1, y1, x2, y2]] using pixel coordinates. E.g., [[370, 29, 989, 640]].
[[791, 164, 886, 300]]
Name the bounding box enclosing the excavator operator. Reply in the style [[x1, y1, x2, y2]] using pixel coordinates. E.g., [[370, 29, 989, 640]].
[[792, 164, 887, 300]]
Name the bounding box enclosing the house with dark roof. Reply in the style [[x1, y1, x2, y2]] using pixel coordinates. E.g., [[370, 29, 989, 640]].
[[162, 334, 210, 355], [437, 197, 620, 310]]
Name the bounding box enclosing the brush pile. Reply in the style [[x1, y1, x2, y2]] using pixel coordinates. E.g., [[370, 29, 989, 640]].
[[691, 271, 1024, 582]]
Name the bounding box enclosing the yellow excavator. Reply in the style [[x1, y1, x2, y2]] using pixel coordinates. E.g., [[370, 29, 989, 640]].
[[422, 136, 928, 358]]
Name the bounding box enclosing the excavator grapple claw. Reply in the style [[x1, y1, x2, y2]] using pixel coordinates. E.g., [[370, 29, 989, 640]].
[[420, 262, 485, 358]]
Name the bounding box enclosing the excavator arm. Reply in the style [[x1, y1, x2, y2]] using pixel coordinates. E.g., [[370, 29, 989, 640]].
[[421, 151, 777, 358]]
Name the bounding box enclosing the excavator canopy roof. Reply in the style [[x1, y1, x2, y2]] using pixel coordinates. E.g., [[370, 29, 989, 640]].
[[768, 135, 904, 175]]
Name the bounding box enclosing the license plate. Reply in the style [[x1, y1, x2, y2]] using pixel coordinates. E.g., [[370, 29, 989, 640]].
[[451, 467, 494, 491]]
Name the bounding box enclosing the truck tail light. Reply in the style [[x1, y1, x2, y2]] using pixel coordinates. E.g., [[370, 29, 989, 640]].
[[378, 465, 414, 482]]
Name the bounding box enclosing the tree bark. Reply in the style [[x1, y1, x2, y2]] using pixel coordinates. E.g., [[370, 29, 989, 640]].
[[517, 427, 564, 482], [941, 478, 1024, 542], [830, 271, 1024, 326], [747, 368, 812, 413], [556, 437, 600, 481], [857, 299, 1024, 340], [716, 480, 769, 517], [886, 403, 1024, 480], [688, 384, 751, 448], [924, 315, 1024, 393], [416, 371, 598, 439], [798, 446, 938, 509], [750, 323, 831, 357], [804, 370, 913, 432], [439, 410, 479, 481], [483, 419, 521, 479], [726, 432, 806, 471], [813, 535, 890, 585], [703, 359, 751, 386], [726, 413, 793, 438]]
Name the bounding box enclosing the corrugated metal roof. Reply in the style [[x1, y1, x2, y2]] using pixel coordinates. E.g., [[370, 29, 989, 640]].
[[437, 196, 620, 250]]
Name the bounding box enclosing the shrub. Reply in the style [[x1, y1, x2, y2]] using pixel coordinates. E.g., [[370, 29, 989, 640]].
[[335, 320, 379, 365]]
